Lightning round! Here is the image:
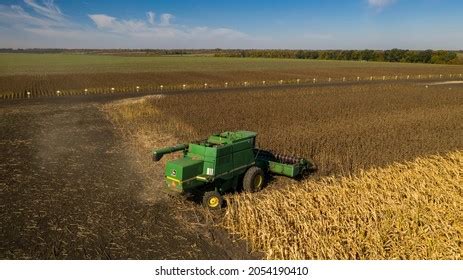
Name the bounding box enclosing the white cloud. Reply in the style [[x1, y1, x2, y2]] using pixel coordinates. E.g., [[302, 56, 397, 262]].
[[159, 13, 173, 26], [0, 0, 72, 29], [85, 12, 253, 47], [88, 14, 148, 34], [367, 0, 397, 9], [0, 1, 261, 48], [88, 14, 116, 29], [146, 11, 155, 25], [23, 0, 64, 21]]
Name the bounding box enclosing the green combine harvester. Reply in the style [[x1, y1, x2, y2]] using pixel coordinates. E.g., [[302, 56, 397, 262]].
[[153, 131, 315, 209]]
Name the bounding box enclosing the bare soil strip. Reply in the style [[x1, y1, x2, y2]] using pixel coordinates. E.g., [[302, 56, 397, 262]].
[[0, 97, 253, 259]]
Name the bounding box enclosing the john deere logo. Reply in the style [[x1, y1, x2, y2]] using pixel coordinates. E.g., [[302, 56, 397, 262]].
[[171, 169, 177, 176]]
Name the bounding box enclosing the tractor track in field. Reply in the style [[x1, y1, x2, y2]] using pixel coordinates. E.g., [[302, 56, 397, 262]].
[[0, 95, 257, 259]]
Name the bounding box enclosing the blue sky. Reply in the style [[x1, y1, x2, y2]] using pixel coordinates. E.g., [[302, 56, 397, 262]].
[[0, 0, 462, 49]]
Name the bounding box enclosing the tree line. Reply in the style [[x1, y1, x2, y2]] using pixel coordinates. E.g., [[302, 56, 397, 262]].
[[0, 48, 216, 55], [1, 48, 461, 64], [214, 49, 461, 64]]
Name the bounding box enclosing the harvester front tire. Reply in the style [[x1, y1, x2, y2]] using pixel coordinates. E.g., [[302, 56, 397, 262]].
[[202, 191, 223, 210], [243, 166, 265, 193]]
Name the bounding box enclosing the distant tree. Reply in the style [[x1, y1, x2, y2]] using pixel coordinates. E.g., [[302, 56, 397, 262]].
[[384, 48, 407, 62]]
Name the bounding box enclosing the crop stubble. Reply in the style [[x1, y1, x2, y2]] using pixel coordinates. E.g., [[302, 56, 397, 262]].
[[105, 82, 463, 259], [138, 83, 463, 177]]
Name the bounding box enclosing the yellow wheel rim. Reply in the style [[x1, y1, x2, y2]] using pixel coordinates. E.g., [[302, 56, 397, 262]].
[[208, 197, 219, 208], [254, 175, 263, 189]]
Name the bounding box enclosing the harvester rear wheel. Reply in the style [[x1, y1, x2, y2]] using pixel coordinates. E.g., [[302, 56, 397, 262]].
[[243, 166, 265, 193], [202, 191, 223, 210]]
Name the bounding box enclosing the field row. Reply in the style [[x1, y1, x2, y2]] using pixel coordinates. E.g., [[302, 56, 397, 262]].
[[1, 73, 463, 99]]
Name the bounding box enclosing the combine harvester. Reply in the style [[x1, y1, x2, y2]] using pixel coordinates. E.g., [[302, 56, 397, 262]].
[[153, 131, 315, 209]]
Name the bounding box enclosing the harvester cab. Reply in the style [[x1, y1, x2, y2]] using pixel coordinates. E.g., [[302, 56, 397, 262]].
[[153, 131, 315, 209]]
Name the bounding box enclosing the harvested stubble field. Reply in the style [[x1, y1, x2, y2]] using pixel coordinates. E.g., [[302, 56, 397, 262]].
[[2, 53, 463, 97], [105, 82, 463, 259], [112, 83, 463, 177]]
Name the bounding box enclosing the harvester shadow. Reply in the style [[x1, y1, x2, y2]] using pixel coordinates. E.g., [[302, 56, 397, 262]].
[[183, 166, 317, 209]]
